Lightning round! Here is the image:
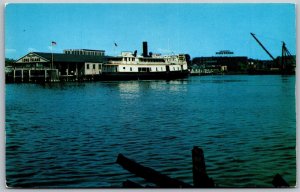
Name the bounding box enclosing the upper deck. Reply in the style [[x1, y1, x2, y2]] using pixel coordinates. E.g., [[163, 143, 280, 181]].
[[106, 52, 187, 66]]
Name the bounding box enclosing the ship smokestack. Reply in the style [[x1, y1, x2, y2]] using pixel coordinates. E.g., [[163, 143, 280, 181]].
[[143, 41, 148, 57], [133, 50, 137, 57]]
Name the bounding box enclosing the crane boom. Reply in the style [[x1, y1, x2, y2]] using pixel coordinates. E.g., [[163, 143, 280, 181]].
[[250, 33, 275, 60]]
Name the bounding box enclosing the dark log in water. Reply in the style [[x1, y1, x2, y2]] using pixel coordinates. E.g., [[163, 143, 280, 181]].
[[116, 153, 192, 188], [122, 180, 143, 188]]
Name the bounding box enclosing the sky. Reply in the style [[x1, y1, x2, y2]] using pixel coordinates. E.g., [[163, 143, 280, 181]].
[[5, 3, 296, 60]]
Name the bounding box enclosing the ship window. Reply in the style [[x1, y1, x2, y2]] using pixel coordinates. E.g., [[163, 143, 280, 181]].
[[87, 64, 90, 69], [99, 64, 102, 69], [156, 67, 158, 71], [123, 67, 126, 70], [138, 67, 150, 72], [130, 67, 132, 71], [93, 64, 95, 69]]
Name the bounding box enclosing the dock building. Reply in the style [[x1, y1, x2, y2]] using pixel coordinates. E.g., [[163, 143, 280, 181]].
[[191, 54, 249, 75], [192, 56, 248, 71], [9, 50, 106, 82]]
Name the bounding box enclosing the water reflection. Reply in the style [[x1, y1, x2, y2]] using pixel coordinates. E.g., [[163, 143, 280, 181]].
[[118, 81, 141, 100], [116, 80, 188, 100], [41, 82, 87, 90]]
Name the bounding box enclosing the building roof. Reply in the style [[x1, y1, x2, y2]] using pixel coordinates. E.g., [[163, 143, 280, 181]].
[[33, 52, 106, 63], [81, 49, 105, 52], [64, 49, 105, 52]]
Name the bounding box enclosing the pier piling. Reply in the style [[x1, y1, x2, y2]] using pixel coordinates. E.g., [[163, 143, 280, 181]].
[[192, 146, 214, 187]]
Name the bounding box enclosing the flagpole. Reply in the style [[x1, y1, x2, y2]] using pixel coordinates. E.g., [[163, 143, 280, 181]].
[[50, 41, 57, 81], [51, 43, 53, 69], [113, 45, 115, 56], [51, 41, 56, 69]]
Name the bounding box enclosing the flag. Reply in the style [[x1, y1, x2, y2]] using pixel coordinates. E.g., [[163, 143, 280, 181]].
[[52, 41, 57, 46], [114, 43, 118, 47]]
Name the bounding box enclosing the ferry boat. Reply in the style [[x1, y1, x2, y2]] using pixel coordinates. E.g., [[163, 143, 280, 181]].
[[100, 42, 189, 80]]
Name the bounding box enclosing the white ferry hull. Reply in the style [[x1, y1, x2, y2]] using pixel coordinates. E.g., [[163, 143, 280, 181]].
[[100, 70, 189, 80]]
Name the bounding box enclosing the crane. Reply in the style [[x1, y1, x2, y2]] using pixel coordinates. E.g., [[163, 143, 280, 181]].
[[250, 33, 295, 74], [281, 41, 296, 74], [250, 33, 275, 61]]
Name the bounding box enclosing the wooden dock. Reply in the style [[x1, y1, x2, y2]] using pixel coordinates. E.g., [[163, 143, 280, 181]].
[[8, 68, 59, 83]]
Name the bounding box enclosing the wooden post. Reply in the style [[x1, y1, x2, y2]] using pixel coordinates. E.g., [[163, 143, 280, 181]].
[[192, 146, 214, 187], [44, 69, 47, 82], [56, 69, 59, 82], [21, 69, 24, 82], [13, 69, 16, 82], [67, 64, 69, 81], [76, 63, 78, 81]]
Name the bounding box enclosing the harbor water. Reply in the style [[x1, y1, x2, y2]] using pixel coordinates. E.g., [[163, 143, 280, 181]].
[[6, 75, 296, 188]]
